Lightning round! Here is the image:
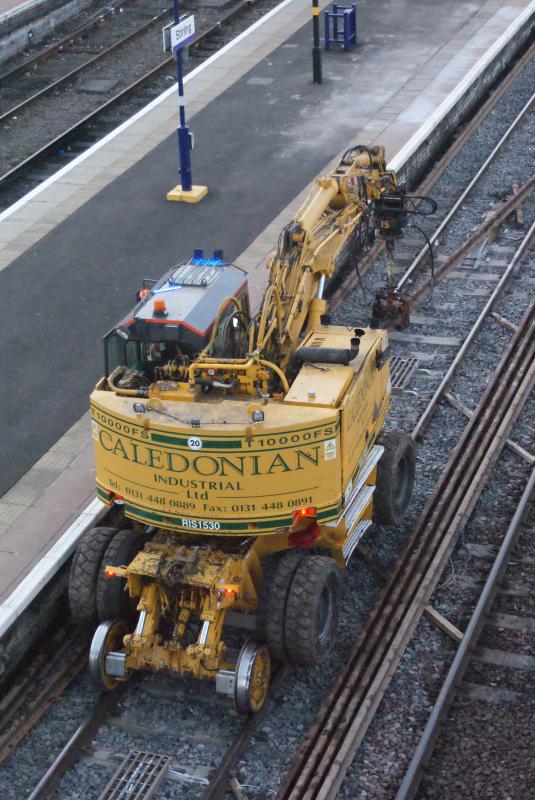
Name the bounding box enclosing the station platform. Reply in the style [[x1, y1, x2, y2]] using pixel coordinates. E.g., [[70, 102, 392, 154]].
[[0, 0, 25, 15], [0, 0, 533, 632], [0, 0, 38, 19]]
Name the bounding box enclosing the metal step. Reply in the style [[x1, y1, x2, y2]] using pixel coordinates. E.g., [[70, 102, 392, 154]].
[[98, 750, 171, 800], [345, 485, 374, 533], [343, 519, 372, 562], [338, 444, 383, 525]]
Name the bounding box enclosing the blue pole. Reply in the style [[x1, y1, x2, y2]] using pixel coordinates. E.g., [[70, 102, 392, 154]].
[[173, 0, 192, 191]]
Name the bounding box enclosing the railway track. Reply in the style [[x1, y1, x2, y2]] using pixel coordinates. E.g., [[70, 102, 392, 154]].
[[0, 0, 278, 208], [0, 4, 174, 126], [21, 654, 288, 799], [0, 0, 167, 86], [0, 0, 167, 82], [2, 35, 534, 800], [276, 265, 535, 800], [396, 468, 535, 800], [328, 40, 535, 310], [0, 625, 88, 767]]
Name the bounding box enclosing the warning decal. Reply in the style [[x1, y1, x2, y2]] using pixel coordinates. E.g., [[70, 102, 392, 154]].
[[324, 439, 337, 461]]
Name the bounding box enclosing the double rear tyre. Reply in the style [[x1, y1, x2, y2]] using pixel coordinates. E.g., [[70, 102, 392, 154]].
[[96, 530, 145, 622], [68, 527, 118, 628], [257, 551, 341, 666], [69, 527, 143, 628], [69, 527, 145, 691]]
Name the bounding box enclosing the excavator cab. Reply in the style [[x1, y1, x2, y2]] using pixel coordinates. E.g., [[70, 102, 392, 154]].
[[103, 251, 250, 378]]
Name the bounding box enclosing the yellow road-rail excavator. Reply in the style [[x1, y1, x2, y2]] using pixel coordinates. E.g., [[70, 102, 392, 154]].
[[70, 145, 417, 713]]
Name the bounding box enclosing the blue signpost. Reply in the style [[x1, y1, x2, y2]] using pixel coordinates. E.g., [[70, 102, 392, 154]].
[[166, 1, 207, 203]]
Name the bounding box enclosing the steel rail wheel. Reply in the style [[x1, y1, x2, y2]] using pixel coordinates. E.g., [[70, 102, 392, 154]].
[[234, 640, 271, 715], [89, 619, 131, 691]]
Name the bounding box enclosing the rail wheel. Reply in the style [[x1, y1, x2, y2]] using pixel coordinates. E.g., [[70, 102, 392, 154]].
[[256, 549, 305, 661], [68, 526, 118, 628], [96, 529, 145, 623], [284, 555, 341, 666], [373, 431, 415, 525], [89, 619, 131, 691], [234, 640, 271, 715]]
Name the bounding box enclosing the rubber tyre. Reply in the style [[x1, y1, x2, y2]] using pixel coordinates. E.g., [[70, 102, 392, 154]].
[[68, 527, 118, 628], [284, 555, 341, 666], [96, 529, 145, 622], [373, 431, 416, 526], [255, 555, 277, 642], [257, 550, 305, 662]]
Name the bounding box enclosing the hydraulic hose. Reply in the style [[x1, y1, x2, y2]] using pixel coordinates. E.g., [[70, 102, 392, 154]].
[[107, 366, 149, 398]]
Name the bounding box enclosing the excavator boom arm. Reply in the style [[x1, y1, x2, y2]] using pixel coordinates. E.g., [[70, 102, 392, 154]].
[[253, 145, 398, 369]]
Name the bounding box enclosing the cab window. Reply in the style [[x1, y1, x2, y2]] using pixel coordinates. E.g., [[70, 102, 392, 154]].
[[104, 334, 125, 375]]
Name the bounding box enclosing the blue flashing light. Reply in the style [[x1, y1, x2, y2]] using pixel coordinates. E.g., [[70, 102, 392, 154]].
[[191, 257, 225, 266], [190, 247, 225, 267]]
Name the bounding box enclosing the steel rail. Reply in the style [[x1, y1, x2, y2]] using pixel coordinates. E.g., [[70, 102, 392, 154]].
[[406, 173, 535, 309], [395, 467, 535, 800], [397, 91, 535, 291], [0, 5, 174, 125], [26, 690, 122, 800], [23, 665, 287, 800], [0, 0, 138, 84], [446, 391, 535, 465], [0, 631, 88, 766], [200, 665, 290, 800], [276, 300, 535, 800], [411, 215, 535, 440], [0, 0, 257, 190], [328, 38, 535, 311]]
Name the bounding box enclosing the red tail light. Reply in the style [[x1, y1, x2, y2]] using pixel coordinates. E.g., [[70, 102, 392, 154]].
[[288, 522, 320, 548], [289, 507, 319, 547], [292, 506, 317, 523]]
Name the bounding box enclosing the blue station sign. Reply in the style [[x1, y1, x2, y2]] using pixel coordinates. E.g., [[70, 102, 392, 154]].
[[170, 15, 196, 53]]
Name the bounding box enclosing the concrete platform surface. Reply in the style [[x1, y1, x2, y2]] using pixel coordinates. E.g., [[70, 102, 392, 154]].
[[0, 0, 533, 608], [0, 0, 34, 17]]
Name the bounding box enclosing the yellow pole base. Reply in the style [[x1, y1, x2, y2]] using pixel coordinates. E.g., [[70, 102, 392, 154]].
[[166, 184, 208, 203]]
